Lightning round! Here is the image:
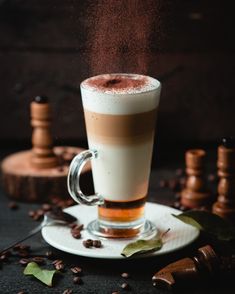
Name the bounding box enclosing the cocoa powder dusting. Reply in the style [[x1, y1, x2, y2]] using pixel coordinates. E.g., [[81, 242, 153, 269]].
[[86, 0, 168, 75], [85, 74, 148, 91]]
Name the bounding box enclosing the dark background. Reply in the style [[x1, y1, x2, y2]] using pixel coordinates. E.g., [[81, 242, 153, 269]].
[[0, 0, 234, 153]]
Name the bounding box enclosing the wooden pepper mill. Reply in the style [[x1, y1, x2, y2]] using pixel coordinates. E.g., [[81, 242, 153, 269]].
[[181, 149, 211, 209], [152, 245, 234, 290], [212, 137, 235, 223], [1, 96, 91, 202]]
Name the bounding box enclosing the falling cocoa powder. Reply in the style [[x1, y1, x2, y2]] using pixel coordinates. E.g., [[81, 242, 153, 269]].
[[86, 0, 168, 75]]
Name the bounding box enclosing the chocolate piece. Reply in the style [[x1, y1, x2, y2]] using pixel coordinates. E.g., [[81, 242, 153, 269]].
[[152, 245, 221, 290]]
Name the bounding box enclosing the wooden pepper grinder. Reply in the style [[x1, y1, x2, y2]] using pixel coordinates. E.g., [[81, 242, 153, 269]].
[[212, 137, 235, 223], [181, 149, 211, 209], [31, 96, 58, 169], [1, 96, 91, 202], [152, 245, 234, 290]]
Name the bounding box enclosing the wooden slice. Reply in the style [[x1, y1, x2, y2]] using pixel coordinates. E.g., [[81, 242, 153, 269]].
[[1, 146, 92, 203]]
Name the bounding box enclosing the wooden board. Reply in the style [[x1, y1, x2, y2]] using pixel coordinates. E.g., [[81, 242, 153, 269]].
[[1, 146, 92, 203]]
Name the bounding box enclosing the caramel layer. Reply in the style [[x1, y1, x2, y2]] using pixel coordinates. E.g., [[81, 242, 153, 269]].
[[84, 108, 157, 145]]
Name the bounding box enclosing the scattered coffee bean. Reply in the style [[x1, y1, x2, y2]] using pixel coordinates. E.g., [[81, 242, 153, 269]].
[[52, 259, 63, 265], [8, 201, 19, 210], [73, 276, 82, 284], [121, 282, 130, 290], [0, 254, 8, 261], [55, 262, 65, 271], [70, 266, 82, 274], [19, 258, 30, 266], [83, 239, 93, 248], [121, 272, 130, 278], [19, 244, 30, 251], [159, 180, 168, 188], [42, 203, 52, 211], [18, 250, 29, 258], [92, 240, 102, 248], [63, 289, 73, 294], [72, 231, 81, 239], [32, 257, 45, 264]]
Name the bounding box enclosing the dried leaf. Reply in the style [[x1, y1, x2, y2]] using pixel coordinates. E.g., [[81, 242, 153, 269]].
[[172, 210, 235, 241], [121, 234, 165, 258], [24, 262, 57, 287]]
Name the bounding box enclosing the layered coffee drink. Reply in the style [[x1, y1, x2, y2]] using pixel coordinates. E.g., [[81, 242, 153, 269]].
[[80, 73, 161, 237]]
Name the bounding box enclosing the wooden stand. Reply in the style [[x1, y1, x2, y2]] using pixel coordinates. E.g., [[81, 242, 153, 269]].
[[1, 97, 91, 202], [212, 139, 235, 223], [181, 149, 211, 209]]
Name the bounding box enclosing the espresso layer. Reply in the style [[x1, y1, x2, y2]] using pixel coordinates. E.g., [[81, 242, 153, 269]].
[[84, 108, 157, 145]]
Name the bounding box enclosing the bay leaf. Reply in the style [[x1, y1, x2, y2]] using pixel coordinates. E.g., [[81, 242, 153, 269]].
[[121, 236, 163, 258], [172, 210, 235, 241], [24, 262, 57, 287]]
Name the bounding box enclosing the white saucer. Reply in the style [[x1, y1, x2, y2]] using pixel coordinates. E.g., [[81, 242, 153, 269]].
[[41, 202, 199, 259]]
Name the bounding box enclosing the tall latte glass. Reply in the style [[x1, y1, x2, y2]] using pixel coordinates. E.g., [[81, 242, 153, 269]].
[[68, 74, 161, 238]]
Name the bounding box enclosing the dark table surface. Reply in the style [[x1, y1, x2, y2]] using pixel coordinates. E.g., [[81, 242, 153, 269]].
[[0, 147, 234, 294]]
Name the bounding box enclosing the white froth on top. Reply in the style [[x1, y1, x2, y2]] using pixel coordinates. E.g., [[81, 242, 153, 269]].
[[81, 73, 159, 94], [80, 73, 161, 115]]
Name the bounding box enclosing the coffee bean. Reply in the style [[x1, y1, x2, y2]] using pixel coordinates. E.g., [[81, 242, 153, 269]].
[[19, 258, 30, 266], [73, 276, 82, 284], [70, 266, 82, 274], [8, 201, 18, 210], [83, 239, 93, 248], [18, 250, 29, 258], [32, 257, 45, 264], [72, 231, 81, 239], [0, 254, 8, 261], [121, 272, 130, 278], [63, 289, 73, 294], [42, 203, 52, 211], [55, 262, 65, 271], [92, 240, 102, 248], [121, 282, 130, 290], [19, 244, 30, 251], [52, 259, 63, 265]]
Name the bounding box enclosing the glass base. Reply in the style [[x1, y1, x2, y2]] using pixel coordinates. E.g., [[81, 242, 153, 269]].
[[87, 219, 157, 239]]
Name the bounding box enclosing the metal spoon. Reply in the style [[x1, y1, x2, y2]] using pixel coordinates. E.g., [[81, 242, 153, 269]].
[[0, 209, 77, 255]]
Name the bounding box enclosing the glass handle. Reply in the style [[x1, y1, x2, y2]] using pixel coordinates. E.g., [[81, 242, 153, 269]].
[[67, 150, 104, 206]]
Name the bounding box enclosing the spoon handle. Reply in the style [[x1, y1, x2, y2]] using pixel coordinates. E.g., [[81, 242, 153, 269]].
[[0, 223, 44, 255]]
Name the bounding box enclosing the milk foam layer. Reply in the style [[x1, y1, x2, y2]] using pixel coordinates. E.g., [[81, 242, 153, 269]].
[[81, 73, 161, 115]]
